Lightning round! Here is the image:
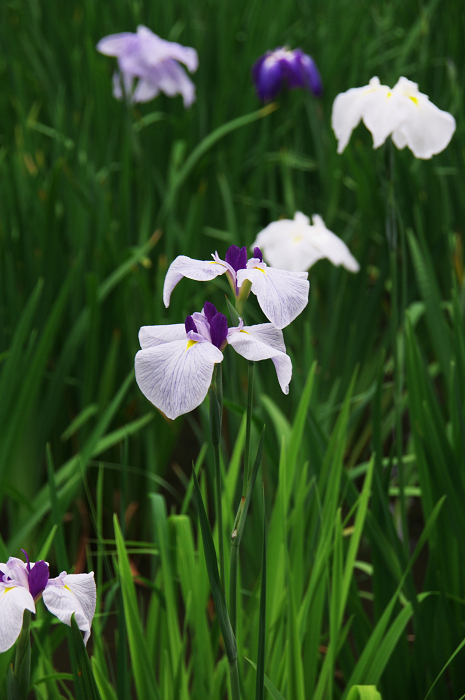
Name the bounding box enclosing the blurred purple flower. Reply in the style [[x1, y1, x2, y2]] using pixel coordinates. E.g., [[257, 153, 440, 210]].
[[97, 25, 198, 107], [252, 47, 322, 102]]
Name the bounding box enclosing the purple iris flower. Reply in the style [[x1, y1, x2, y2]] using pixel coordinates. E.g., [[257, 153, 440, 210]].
[[0, 551, 96, 652], [252, 47, 322, 102], [135, 302, 293, 419], [163, 245, 309, 330], [97, 25, 198, 107]]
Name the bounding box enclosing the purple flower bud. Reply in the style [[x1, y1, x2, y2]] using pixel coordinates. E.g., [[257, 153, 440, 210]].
[[210, 313, 228, 349], [253, 247, 263, 262], [203, 301, 219, 323], [28, 560, 50, 600], [225, 245, 248, 273], [252, 47, 322, 102]]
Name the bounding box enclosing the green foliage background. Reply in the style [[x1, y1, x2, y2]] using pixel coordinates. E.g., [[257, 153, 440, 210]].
[[0, 0, 464, 698]]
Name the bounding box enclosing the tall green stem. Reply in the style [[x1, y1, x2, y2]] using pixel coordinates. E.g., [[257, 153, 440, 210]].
[[386, 143, 408, 552], [229, 658, 241, 700], [210, 365, 225, 588], [242, 360, 255, 498]]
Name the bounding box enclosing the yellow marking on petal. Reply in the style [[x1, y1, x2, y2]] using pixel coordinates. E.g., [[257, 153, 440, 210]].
[[186, 340, 197, 351], [64, 585, 73, 592], [254, 267, 266, 274], [293, 235, 303, 243], [208, 261, 227, 267], [3, 587, 15, 594], [409, 95, 419, 105], [386, 91, 392, 98], [239, 330, 250, 334]]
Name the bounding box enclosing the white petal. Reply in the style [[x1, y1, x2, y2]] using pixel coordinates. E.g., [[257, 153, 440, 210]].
[[331, 77, 389, 153], [0, 585, 35, 653], [163, 256, 228, 307], [142, 60, 196, 107], [391, 94, 456, 159], [136, 26, 198, 72], [135, 339, 223, 419], [237, 266, 309, 329], [139, 323, 186, 349], [227, 324, 292, 393], [361, 88, 407, 149], [43, 573, 96, 646], [307, 215, 360, 272]]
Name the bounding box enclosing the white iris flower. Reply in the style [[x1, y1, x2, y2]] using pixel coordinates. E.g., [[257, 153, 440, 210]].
[[0, 553, 96, 653], [332, 76, 456, 159], [163, 246, 309, 329], [252, 212, 360, 273], [135, 303, 292, 420]]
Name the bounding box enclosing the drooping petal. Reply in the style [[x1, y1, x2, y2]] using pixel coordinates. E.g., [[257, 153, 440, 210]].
[[237, 265, 309, 329], [163, 256, 229, 307], [299, 53, 323, 97], [0, 558, 29, 589], [43, 573, 96, 646], [390, 86, 456, 158], [141, 59, 196, 107], [361, 88, 407, 149], [135, 339, 224, 419], [135, 26, 198, 72], [331, 77, 389, 153], [306, 215, 360, 272], [0, 585, 35, 653], [131, 78, 160, 103], [139, 324, 186, 349], [252, 52, 285, 102], [227, 324, 292, 393], [96, 33, 139, 57]]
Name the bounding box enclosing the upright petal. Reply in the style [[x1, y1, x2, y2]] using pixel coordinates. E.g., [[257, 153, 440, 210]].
[[228, 324, 292, 393], [96, 33, 139, 56], [28, 561, 50, 600], [0, 585, 35, 653], [43, 573, 96, 646], [163, 256, 229, 307], [135, 339, 223, 419], [237, 265, 309, 329]]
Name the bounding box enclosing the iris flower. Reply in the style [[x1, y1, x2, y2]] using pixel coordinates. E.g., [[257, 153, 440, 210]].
[[0, 552, 96, 653], [96, 25, 198, 107], [252, 47, 322, 102], [252, 212, 360, 273], [163, 246, 309, 329], [332, 76, 456, 159], [135, 302, 292, 419]]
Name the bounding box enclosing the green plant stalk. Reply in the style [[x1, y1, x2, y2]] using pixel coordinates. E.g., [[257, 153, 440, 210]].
[[386, 143, 408, 553], [13, 609, 31, 700], [229, 497, 245, 637], [210, 365, 225, 588], [229, 658, 241, 700], [243, 361, 255, 498]]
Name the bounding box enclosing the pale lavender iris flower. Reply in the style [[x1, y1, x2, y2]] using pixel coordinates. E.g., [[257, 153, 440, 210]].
[[252, 47, 322, 102], [163, 246, 309, 329], [135, 302, 292, 419], [97, 25, 198, 107], [0, 552, 96, 653]]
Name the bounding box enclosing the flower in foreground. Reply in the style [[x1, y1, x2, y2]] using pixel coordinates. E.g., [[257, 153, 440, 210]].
[[252, 212, 360, 273], [332, 76, 456, 159], [135, 302, 292, 419], [163, 246, 309, 329], [0, 552, 96, 653], [252, 47, 322, 102], [96, 25, 198, 107]]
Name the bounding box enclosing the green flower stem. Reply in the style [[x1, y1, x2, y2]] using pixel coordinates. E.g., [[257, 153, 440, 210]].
[[386, 143, 408, 553], [242, 360, 255, 498], [229, 497, 245, 637], [210, 365, 225, 588], [13, 609, 31, 700]]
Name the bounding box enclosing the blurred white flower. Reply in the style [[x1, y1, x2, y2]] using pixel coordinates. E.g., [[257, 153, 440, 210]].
[[97, 25, 198, 107], [252, 212, 359, 273], [331, 76, 456, 159]]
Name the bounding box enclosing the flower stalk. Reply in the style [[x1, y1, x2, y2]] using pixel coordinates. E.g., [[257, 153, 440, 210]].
[[9, 610, 31, 700], [210, 366, 225, 588]]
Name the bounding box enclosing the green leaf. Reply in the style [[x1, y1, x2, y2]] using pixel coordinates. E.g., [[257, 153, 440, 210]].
[[346, 686, 382, 700], [192, 467, 237, 663], [69, 614, 102, 700], [255, 487, 267, 700]]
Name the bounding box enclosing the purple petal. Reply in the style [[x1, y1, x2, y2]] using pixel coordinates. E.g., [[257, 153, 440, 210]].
[[28, 560, 50, 600], [252, 55, 285, 102], [210, 313, 228, 349], [225, 246, 248, 273], [203, 302, 218, 323], [299, 53, 323, 97], [253, 247, 263, 262], [21, 550, 31, 572], [185, 316, 197, 334], [282, 51, 306, 89]]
